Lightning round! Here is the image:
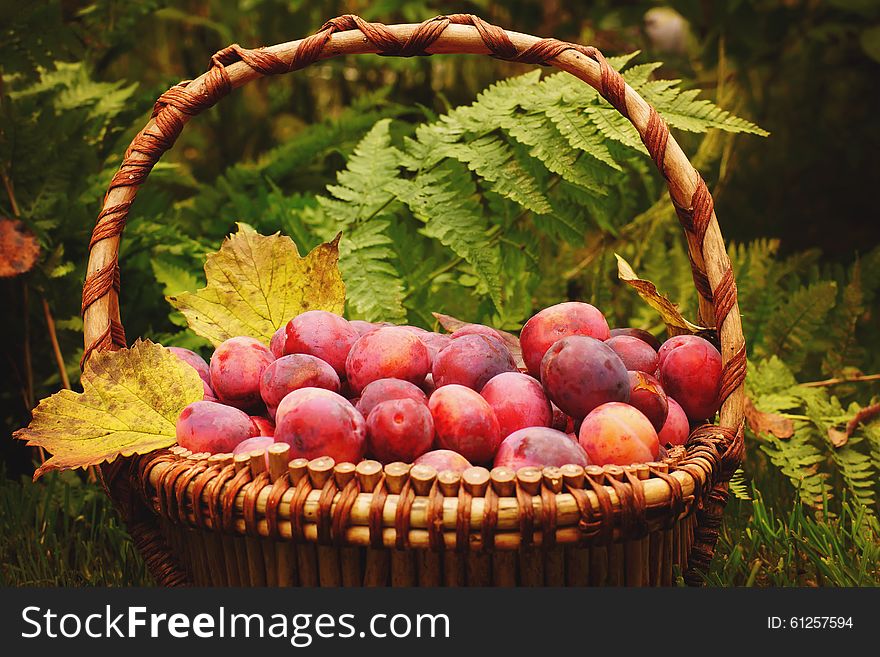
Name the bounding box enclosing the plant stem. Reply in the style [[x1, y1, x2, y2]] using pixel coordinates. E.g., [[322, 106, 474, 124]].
[[42, 296, 71, 390], [801, 374, 880, 388]]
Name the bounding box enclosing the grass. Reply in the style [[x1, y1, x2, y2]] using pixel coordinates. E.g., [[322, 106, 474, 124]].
[[1, 466, 877, 587], [0, 467, 152, 586]]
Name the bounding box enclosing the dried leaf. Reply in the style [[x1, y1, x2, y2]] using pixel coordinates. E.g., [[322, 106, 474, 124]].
[[14, 340, 203, 480], [168, 224, 346, 345], [432, 311, 525, 369], [744, 395, 795, 439], [615, 253, 707, 334], [0, 218, 40, 277], [828, 402, 880, 448]]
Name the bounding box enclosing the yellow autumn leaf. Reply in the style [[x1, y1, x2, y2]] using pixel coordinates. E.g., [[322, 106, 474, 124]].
[[168, 224, 346, 345], [14, 340, 204, 480], [615, 253, 707, 334]]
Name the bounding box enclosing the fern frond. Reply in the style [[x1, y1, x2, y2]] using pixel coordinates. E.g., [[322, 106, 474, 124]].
[[729, 468, 752, 501], [385, 159, 503, 309], [760, 281, 838, 371], [437, 134, 552, 214], [339, 220, 407, 323], [318, 118, 402, 225], [638, 82, 770, 136]]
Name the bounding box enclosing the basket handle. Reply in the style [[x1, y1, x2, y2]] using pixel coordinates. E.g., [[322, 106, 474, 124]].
[[81, 13, 746, 437]]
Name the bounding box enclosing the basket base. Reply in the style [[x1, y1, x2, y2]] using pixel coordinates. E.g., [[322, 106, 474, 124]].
[[159, 514, 697, 587]]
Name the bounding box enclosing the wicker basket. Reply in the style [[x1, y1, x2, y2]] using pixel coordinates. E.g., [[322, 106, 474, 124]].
[[82, 14, 747, 587]]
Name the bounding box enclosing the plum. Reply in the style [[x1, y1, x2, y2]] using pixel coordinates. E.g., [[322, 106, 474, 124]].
[[550, 402, 575, 433], [202, 379, 218, 402], [350, 320, 382, 336], [493, 427, 589, 470], [540, 336, 629, 419], [260, 354, 340, 418], [355, 378, 427, 419], [520, 302, 611, 376], [417, 332, 452, 367], [626, 371, 669, 432], [366, 399, 435, 463], [609, 327, 662, 351], [250, 415, 275, 437], [480, 371, 552, 438], [432, 334, 516, 391], [607, 335, 660, 374], [428, 384, 502, 464], [449, 324, 504, 342], [273, 388, 366, 463], [176, 401, 257, 454], [209, 337, 275, 411], [168, 346, 211, 385], [345, 327, 431, 394], [658, 397, 690, 447], [414, 449, 472, 473], [269, 326, 286, 359], [658, 335, 722, 421], [284, 310, 359, 377], [578, 402, 660, 466]]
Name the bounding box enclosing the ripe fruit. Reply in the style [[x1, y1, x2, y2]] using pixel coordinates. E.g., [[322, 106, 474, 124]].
[[168, 347, 211, 385], [269, 326, 286, 358], [233, 435, 275, 455], [540, 336, 629, 419], [355, 378, 427, 419], [209, 337, 275, 410], [250, 415, 276, 437], [345, 327, 431, 394], [493, 427, 589, 470], [176, 401, 257, 453], [417, 332, 452, 367], [260, 354, 340, 418], [284, 310, 358, 377], [414, 449, 472, 473], [481, 372, 552, 438], [202, 379, 218, 402], [609, 327, 662, 351], [626, 371, 669, 432], [658, 335, 722, 421], [366, 399, 435, 463], [432, 334, 516, 391], [449, 324, 504, 342], [347, 320, 375, 336], [550, 402, 575, 433], [428, 384, 502, 464], [520, 302, 611, 376], [606, 335, 659, 375], [578, 402, 660, 466], [274, 388, 366, 463], [658, 397, 690, 447]]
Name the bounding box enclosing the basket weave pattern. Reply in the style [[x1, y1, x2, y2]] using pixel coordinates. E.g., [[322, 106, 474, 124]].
[[82, 14, 747, 587]]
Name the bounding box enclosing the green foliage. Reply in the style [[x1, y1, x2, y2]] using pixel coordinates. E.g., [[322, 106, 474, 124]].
[[0, 468, 151, 586]]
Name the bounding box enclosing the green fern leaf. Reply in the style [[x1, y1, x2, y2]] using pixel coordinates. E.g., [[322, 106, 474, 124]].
[[386, 159, 503, 309], [339, 221, 407, 323], [760, 281, 838, 370], [318, 118, 402, 225], [639, 83, 770, 136], [437, 134, 553, 215]]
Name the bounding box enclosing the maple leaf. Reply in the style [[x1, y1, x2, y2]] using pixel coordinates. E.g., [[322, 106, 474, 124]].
[[168, 224, 346, 345], [615, 253, 708, 334], [14, 340, 203, 480]]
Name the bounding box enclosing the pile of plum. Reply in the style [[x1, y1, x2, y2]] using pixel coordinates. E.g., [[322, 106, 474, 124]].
[[174, 302, 722, 473]]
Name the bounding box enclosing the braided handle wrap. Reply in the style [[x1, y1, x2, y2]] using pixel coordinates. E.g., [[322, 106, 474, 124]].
[[82, 14, 747, 585]]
